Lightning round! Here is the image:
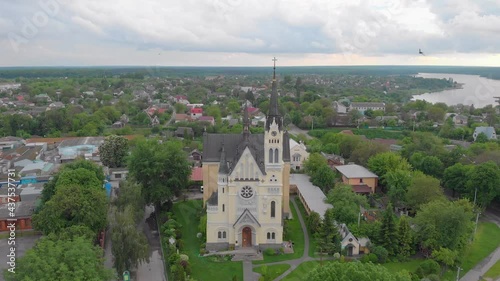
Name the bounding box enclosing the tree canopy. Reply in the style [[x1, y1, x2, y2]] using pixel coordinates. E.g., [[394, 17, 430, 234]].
[[128, 139, 191, 207], [326, 185, 368, 225], [99, 135, 129, 168], [405, 173, 445, 210], [4, 235, 113, 281]]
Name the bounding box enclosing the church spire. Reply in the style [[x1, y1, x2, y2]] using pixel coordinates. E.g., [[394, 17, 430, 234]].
[[243, 102, 250, 136], [266, 57, 282, 131], [218, 143, 229, 174]]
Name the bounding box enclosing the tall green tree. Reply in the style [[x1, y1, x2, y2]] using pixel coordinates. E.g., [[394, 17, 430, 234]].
[[99, 135, 129, 168], [465, 161, 500, 208], [111, 206, 149, 274], [326, 185, 368, 225], [385, 169, 413, 206], [315, 209, 340, 257], [33, 184, 108, 235], [406, 173, 445, 210], [442, 163, 473, 196], [379, 203, 398, 256], [128, 139, 191, 208], [367, 152, 412, 186], [306, 261, 411, 281], [414, 199, 474, 253], [4, 235, 114, 281], [396, 216, 413, 259]]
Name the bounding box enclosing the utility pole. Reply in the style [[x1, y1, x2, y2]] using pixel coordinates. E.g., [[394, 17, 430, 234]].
[[473, 187, 478, 206], [455, 266, 462, 281], [473, 212, 481, 240]]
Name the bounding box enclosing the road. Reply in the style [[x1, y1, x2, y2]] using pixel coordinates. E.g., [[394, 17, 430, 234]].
[[0, 234, 41, 281], [135, 205, 167, 281], [287, 124, 313, 140]]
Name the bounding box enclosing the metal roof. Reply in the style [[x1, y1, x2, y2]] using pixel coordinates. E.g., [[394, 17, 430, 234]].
[[335, 164, 378, 179], [290, 174, 332, 219]]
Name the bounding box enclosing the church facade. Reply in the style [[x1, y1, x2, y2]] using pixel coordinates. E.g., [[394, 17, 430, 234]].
[[202, 63, 290, 251]]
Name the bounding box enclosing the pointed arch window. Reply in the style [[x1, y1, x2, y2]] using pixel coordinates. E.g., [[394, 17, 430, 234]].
[[271, 201, 276, 218], [269, 148, 273, 163], [274, 148, 279, 163]]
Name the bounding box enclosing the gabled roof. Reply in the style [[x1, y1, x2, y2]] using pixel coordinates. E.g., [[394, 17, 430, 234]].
[[233, 208, 261, 227]]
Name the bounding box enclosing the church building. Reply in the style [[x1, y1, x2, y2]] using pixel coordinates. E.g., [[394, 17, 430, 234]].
[[202, 61, 291, 251]]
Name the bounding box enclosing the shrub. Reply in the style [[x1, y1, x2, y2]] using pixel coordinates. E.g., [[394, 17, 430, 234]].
[[180, 254, 189, 261], [371, 246, 389, 263], [333, 253, 341, 259], [360, 255, 370, 263], [177, 239, 184, 251], [415, 259, 440, 278], [199, 248, 207, 255], [264, 248, 276, 256], [168, 253, 181, 266], [426, 274, 440, 281], [368, 253, 378, 263]]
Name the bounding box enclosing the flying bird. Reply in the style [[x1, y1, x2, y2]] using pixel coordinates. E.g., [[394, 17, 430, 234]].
[[419, 49, 425, 56]]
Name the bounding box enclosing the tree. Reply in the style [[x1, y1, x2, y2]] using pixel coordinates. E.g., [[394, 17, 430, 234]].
[[442, 163, 473, 196], [348, 141, 388, 167], [431, 247, 458, 273], [4, 235, 114, 281], [307, 211, 322, 234], [311, 165, 336, 192], [379, 203, 398, 257], [465, 161, 500, 208], [385, 169, 413, 206], [33, 184, 108, 235], [227, 100, 240, 114], [56, 168, 103, 190], [406, 173, 445, 210], [315, 209, 340, 257], [475, 132, 489, 143], [411, 154, 444, 178], [306, 261, 411, 281], [347, 109, 362, 126], [326, 185, 368, 225], [99, 135, 129, 168], [303, 153, 328, 175], [367, 152, 412, 186], [111, 206, 149, 274], [113, 180, 145, 223], [41, 159, 105, 203], [414, 199, 474, 253], [128, 139, 191, 208], [396, 216, 413, 259]]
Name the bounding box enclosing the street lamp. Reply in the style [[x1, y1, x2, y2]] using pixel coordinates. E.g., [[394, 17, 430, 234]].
[[455, 266, 462, 281]]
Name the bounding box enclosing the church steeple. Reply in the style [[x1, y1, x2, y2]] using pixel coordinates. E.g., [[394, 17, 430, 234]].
[[243, 103, 250, 137], [266, 57, 282, 131], [218, 143, 229, 174]]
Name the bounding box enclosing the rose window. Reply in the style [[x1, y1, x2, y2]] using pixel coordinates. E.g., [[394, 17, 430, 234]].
[[240, 186, 254, 199]]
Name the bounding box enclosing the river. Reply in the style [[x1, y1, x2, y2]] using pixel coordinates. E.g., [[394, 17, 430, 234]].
[[412, 73, 500, 108]]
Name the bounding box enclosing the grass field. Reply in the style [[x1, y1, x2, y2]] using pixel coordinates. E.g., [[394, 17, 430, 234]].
[[282, 261, 321, 281], [172, 200, 243, 281], [253, 200, 305, 264], [383, 259, 424, 273], [294, 197, 318, 258], [254, 264, 291, 280], [484, 260, 500, 279], [461, 222, 500, 276]]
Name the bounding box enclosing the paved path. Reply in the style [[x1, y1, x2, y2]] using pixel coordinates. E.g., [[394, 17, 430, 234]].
[[246, 197, 314, 281]]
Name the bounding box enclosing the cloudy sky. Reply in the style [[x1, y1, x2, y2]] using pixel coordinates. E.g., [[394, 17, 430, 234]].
[[1, 0, 499, 66]]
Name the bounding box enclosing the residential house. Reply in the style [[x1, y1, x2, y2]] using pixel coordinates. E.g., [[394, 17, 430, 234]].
[[0, 137, 25, 150], [112, 121, 125, 128], [246, 107, 260, 117], [333, 101, 349, 114], [175, 127, 194, 138], [290, 139, 309, 170], [0, 187, 20, 204], [198, 116, 215, 126], [350, 102, 385, 114], [190, 108, 203, 119], [150, 116, 160, 126], [190, 149, 202, 162], [120, 114, 129, 124], [47, 102, 65, 110], [335, 164, 379, 194], [175, 113, 190, 123], [338, 223, 370, 256], [190, 166, 203, 182], [108, 168, 128, 181], [34, 93, 52, 103], [321, 152, 345, 167], [174, 95, 190, 105], [473, 126, 497, 141], [0, 200, 36, 231]]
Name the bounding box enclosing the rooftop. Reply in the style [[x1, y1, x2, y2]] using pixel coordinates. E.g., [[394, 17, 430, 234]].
[[290, 174, 332, 219], [335, 164, 378, 179], [191, 167, 203, 181], [0, 200, 36, 219]]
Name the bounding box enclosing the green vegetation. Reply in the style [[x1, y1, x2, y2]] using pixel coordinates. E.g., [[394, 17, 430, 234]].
[[459, 222, 500, 277], [254, 264, 291, 281], [254, 200, 304, 264], [306, 261, 411, 281], [294, 197, 318, 257], [309, 128, 405, 140], [171, 200, 243, 281], [382, 259, 424, 273], [282, 261, 320, 281], [484, 259, 500, 279]]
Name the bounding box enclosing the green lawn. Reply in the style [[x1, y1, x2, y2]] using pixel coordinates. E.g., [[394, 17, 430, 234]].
[[171, 200, 243, 281], [461, 222, 500, 276], [383, 259, 424, 273], [293, 197, 318, 258], [253, 200, 305, 264], [254, 264, 291, 280], [282, 261, 322, 281], [484, 259, 500, 279]]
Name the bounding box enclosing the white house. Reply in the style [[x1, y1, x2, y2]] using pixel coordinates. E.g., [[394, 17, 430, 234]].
[[473, 126, 497, 141], [289, 139, 309, 170]]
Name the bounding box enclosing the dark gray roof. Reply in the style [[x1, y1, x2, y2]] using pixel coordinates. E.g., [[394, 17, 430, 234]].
[[207, 191, 218, 206]]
